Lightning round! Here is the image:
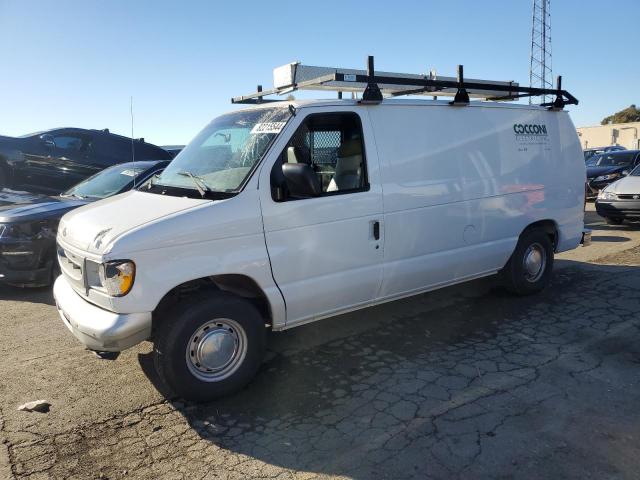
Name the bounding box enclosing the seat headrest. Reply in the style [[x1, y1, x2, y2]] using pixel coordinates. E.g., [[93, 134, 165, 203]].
[[287, 145, 310, 164], [287, 146, 299, 163], [338, 139, 362, 158]]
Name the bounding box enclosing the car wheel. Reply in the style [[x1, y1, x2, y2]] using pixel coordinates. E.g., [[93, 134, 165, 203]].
[[605, 217, 624, 225], [153, 290, 266, 402], [501, 229, 554, 295]]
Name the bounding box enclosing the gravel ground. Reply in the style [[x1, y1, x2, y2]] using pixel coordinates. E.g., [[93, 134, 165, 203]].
[[1, 205, 639, 480]]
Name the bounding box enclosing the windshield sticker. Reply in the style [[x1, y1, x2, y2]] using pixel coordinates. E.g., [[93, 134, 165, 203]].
[[250, 122, 286, 134]]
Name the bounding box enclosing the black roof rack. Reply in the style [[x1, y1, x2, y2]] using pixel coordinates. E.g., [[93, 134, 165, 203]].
[[232, 56, 578, 110]]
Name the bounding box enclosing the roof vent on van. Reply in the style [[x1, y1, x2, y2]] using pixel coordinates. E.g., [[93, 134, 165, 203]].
[[231, 56, 578, 110]]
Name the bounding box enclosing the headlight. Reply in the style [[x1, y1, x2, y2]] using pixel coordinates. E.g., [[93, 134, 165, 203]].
[[98, 260, 135, 296], [594, 173, 619, 182], [597, 190, 617, 201]]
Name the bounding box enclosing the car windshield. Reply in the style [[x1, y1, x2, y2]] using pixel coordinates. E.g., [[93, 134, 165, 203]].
[[154, 107, 290, 195], [631, 165, 640, 176], [591, 152, 634, 167], [585, 155, 601, 167], [63, 164, 148, 199], [584, 150, 601, 161]]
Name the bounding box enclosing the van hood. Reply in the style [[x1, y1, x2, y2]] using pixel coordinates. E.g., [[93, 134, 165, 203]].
[[58, 191, 209, 254], [608, 175, 640, 195]]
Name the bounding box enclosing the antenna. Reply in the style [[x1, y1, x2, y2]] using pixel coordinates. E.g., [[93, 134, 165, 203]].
[[130, 96, 136, 189], [529, 0, 553, 104]]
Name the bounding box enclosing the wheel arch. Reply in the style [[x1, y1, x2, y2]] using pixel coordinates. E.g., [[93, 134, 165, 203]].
[[520, 219, 559, 251], [151, 274, 273, 337]]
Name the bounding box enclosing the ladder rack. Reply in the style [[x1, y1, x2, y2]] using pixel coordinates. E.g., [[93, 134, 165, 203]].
[[231, 56, 578, 110]]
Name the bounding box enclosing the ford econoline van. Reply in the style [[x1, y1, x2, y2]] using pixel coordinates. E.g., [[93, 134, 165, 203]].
[[53, 60, 588, 400]]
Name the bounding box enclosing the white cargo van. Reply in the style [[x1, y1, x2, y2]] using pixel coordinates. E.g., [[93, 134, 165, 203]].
[[53, 59, 588, 400]]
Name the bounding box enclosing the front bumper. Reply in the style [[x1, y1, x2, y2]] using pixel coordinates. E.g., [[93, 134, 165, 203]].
[[0, 238, 53, 286], [0, 264, 51, 286], [595, 199, 640, 220], [53, 275, 152, 352]]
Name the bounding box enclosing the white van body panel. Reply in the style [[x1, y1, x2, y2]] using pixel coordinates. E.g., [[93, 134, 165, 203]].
[[258, 106, 385, 325], [53, 98, 586, 351], [366, 103, 584, 300], [58, 188, 287, 326]]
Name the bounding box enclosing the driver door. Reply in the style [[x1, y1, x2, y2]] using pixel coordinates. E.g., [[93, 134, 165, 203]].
[[259, 108, 384, 327]]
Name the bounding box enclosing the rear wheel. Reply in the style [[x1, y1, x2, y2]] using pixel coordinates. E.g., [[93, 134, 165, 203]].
[[605, 217, 624, 225], [153, 291, 266, 401], [501, 229, 554, 295]]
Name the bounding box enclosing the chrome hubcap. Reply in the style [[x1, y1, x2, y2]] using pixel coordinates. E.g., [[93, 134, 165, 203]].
[[186, 319, 247, 382], [523, 243, 546, 283]]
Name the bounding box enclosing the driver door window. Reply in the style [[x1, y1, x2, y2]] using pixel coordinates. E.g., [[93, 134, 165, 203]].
[[272, 112, 368, 200]]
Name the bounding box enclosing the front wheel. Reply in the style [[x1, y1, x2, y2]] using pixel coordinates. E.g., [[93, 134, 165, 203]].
[[153, 291, 266, 401], [501, 229, 554, 295]]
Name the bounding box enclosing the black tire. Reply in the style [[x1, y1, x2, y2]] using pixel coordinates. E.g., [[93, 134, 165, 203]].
[[605, 217, 624, 225], [501, 229, 554, 295], [153, 290, 266, 402]]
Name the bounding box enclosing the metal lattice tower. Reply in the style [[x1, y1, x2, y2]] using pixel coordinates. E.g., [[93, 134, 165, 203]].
[[529, 0, 552, 104]]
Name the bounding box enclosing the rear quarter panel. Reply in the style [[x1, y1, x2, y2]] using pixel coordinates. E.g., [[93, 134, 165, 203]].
[[367, 103, 584, 297]]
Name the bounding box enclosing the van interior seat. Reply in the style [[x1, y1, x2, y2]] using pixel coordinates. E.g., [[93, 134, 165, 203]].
[[287, 146, 310, 165], [327, 139, 362, 192]]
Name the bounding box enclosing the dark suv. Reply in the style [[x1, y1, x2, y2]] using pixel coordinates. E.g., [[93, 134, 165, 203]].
[[0, 128, 172, 194]]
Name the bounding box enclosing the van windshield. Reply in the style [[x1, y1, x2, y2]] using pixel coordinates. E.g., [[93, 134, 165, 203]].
[[153, 107, 290, 197]]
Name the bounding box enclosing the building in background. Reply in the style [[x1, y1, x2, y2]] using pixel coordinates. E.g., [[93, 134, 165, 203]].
[[577, 122, 640, 150]]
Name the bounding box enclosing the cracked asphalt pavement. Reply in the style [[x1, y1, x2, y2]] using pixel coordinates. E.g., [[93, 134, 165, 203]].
[[1, 204, 639, 479]]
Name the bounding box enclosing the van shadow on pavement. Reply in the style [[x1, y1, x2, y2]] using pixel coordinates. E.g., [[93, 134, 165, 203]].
[[130, 260, 640, 479]]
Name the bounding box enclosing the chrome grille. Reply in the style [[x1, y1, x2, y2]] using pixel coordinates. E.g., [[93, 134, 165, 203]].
[[57, 244, 86, 292]]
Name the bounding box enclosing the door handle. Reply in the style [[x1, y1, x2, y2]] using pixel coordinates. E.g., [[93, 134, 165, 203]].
[[372, 220, 380, 241]]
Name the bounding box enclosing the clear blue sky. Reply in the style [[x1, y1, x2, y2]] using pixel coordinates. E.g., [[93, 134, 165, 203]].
[[0, 0, 637, 145]]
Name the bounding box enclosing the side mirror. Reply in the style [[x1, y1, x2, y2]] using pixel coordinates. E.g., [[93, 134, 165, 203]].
[[621, 170, 630, 176], [282, 163, 321, 198], [40, 134, 55, 149]]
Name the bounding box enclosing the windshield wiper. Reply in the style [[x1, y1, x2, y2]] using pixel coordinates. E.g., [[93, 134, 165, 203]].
[[60, 192, 85, 200], [177, 170, 211, 197]]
